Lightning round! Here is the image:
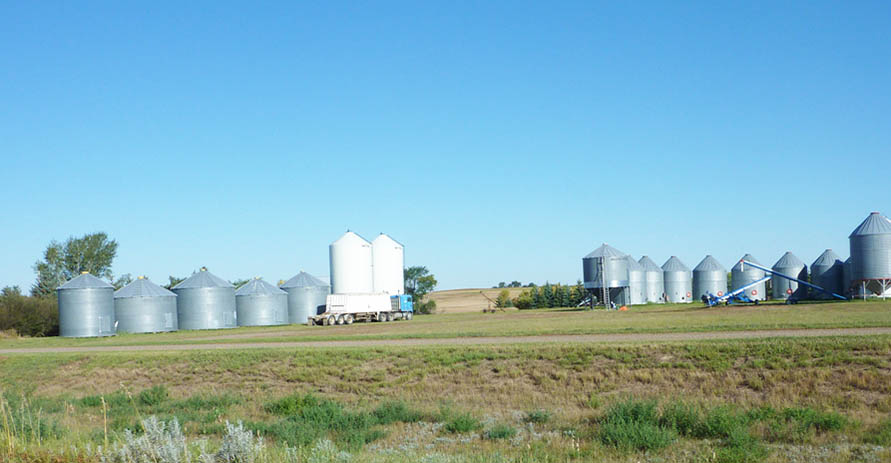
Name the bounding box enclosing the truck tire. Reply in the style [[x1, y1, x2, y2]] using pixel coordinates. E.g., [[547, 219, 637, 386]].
[[344, 314, 354, 325], [326, 315, 336, 326], [336, 314, 345, 325], [405, 312, 413, 320], [382, 312, 391, 322]]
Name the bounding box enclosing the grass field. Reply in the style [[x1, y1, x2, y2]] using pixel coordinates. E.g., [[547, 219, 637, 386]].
[[0, 299, 889, 350], [2, 299, 891, 462]]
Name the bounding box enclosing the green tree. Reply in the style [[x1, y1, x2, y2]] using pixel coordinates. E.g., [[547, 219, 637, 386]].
[[542, 283, 554, 308], [164, 276, 186, 290], [231, 278, 250, 289], [495, 289, 512, 308], [509, 281, 522, 288], [530, 286, 541, 308], [113, 274, 133, 290], [404, 266, 438, 314], [497, 282, 506, 288], [512, 290, 534, 310], [32, 232, 119, 297]]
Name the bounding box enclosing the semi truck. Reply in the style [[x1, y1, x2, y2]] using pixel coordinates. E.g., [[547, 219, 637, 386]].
[[310, 294, 413, 325]]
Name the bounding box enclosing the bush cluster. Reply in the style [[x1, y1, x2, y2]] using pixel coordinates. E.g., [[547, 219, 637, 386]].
[[0, 288, 58, 337], [513, 282, 587, 310]]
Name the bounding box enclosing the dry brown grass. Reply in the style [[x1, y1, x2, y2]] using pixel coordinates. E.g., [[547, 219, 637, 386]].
[[427, 287, 526, 313]]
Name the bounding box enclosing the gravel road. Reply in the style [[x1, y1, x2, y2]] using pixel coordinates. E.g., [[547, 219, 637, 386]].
[[1, 327, 889, 354]]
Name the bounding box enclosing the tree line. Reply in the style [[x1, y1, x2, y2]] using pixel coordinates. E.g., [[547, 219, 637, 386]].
[[503, 281, 588, 310]]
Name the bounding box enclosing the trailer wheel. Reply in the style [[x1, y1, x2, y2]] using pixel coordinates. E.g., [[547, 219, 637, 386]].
[[326, 315, 336, 326], [383, 312, 391, 322], [335, 314, 345, 325], [405, 312, 413, 320], [344, 314, 354, 325]]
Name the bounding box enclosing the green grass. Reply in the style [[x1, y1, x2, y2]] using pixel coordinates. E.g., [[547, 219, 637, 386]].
[[0, 299, 889, 350]]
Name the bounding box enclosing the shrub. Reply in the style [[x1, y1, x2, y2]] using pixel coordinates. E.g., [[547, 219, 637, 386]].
[[512, 291, 534, 310], [599, 399, 675, 451], [695, 406, 748, 439], [659, 401, 701, 436], [523, 409, 552, 424], [864, 418, 891, 446], [372, 401, 424, 424], [440, 409, 482, 433], [137, 385, 169, 407], [0, 292, 58, 336], [215, 421, 264, 463], [100, 416, 190, 463], [715, 428, 768, 463], [485, 423, 517, 440]]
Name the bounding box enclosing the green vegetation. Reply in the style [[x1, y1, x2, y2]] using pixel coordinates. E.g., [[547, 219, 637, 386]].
[[404, 266, 438, 314], [0, 335, 890, 461]]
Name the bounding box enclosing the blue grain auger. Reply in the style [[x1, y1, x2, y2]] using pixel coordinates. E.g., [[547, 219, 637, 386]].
[[703, 259, 847, 307]]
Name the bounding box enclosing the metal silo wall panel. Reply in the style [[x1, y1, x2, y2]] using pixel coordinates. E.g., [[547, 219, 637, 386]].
[[582, 258, 598, 289], [850, 234, 891, 281], [644, 272, 664, 303], [693, 271, 728, 300], [812, 262, 843, 299], [731, 267, 766, 301], [627, 269, 647, 305], [843, 259, 853, 291], [605, 257, 630, 287], [174, 287, 236, 330], [114, 296, 178, 333], [663, 271, 692, 303], [771, 265, 808, 299], [236, 294, 288, 326], [285, 286, 329, 324], [58, 288, 115, 338]]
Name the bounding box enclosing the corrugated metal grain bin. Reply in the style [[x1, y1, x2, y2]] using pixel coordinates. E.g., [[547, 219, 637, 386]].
[[843, 257, 853, 293], [281, 271, 330, 324], [849, 212, 891, 296], [235, 278, 288, 326], [692, 255, 727, 301], [625, 256, 647, 305], [172, 268, 236, 330], [114, 276, 177, 333], [330, 231, 373, 294], [372, 234, 405, 295], [582, 244, 629, 289], [772, 252, 808, 300], [662, 256, 692, 303], [811, 250, 844, 299], [57, 273, 115, 338], [731, 254, 767, 301], [638, 256, 664, 303]]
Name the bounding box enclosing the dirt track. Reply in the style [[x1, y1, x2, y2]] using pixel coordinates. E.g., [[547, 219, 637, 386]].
[[1, 327, 890, 354]]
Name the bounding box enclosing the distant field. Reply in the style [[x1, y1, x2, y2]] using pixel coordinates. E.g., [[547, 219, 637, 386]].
[[427, 287, 526, 313]]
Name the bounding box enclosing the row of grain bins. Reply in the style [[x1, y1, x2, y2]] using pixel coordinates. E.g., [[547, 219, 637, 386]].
[[580, 212, 891, 306], [56, 231, 404, 337], [57, 269, 329, 337]]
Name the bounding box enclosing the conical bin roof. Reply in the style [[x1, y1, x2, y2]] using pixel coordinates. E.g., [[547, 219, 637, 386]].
[[662, 256, 690, 272], [172, 269, 232, 290], [812, 249, 842, 267], [849, 212, 891, 237], [585, 244, 627, 259], [280, 271, 329, 289], [773, 252, 805, 269], [235, 278, 286, 296], [694, 255, 726, 272], [732, 254, 763, 271], [58, 273, 114, 290], [115, 277, 176, 298], [638, 256, 663, 272]]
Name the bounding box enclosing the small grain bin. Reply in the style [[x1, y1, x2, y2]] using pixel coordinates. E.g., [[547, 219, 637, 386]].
[[662, 256, 692, 303], [114, 276, 178, 333], [811, 250, 844, 299], [281, 271, 330, 324], [731, 254, 767, 301], [625, 256, 647, 305], [57, 272, 115, 338], [235, 278, 288, 326], [771, 252, 808, 300], [692, 255, 728, 301], [172, 268, 236, 330], [638, 256, 664, 303]]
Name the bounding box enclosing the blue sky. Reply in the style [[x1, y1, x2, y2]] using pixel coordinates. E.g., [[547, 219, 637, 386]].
[[1, 1, 889, 291]]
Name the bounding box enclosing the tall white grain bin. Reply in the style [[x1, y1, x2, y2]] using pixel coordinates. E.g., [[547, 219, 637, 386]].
[[330, 231, 374, 294], [372, 234, 405, 295]]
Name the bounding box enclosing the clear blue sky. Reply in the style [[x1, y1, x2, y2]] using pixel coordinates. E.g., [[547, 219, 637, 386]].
[[1, 1, 889, 291]]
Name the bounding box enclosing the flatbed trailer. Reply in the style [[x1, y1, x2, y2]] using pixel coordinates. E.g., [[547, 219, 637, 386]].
[[310, 293, 414, 326]]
